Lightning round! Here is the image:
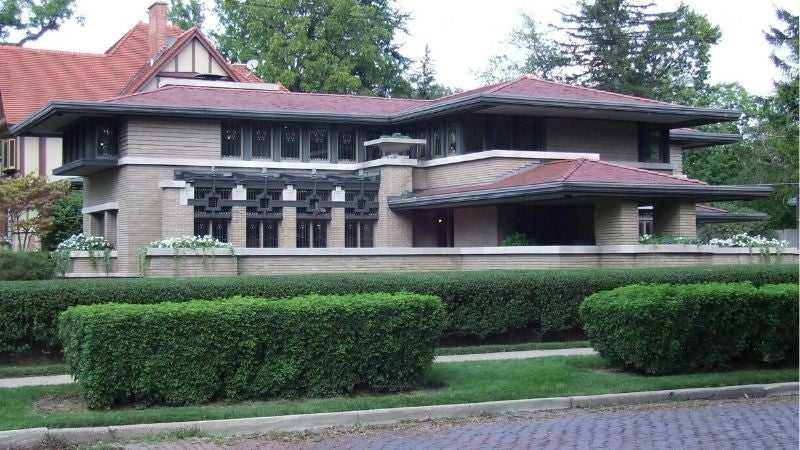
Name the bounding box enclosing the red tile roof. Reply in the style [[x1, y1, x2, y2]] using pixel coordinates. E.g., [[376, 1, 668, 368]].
[[108, 84, 433, 116], [416, 159, 706, 197], [0, 23, 261, 126]]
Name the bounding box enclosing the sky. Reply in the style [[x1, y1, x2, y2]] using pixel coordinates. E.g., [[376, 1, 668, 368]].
[[25, 0, 797, 96]]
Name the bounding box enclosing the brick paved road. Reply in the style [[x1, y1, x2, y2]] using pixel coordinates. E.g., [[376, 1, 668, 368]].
[[122, 396, 799, 450]]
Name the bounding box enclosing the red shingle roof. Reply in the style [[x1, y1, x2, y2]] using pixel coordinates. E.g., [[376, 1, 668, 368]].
[[416, 159, 706, 197]]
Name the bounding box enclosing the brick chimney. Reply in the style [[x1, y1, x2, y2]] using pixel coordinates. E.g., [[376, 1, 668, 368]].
[[148, 2, 168, 56]]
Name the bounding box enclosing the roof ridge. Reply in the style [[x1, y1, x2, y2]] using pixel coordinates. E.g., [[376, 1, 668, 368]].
[[559, 158, 587, 181], [583, 159, 707, 185], [520, 74, 670, 106]]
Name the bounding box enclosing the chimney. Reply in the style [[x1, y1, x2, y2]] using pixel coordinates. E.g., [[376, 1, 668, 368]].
[[148, 2, 168, 56]]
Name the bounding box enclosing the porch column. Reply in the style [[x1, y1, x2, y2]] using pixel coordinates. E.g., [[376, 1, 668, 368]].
[[278, 185, 297, 248], [229, 185, 247, 247], [160, 181, 194, 238], [329, 186, 346, 248], [653, 200, 697, 239], [593, 200, 639, 245], [375, 165, 413, 247]]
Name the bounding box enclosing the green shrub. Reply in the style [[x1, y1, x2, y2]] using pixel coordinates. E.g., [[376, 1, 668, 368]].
[[59, 293, 444, 408], [580, 282, 799, 374], [1, 264, 797, 355], [0, 251, 55, 281]]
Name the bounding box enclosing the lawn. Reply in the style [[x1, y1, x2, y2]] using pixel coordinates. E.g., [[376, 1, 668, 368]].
[[0, 355, 796, 431], [435, 340, 590, 356], [0, 360, 67, 379]]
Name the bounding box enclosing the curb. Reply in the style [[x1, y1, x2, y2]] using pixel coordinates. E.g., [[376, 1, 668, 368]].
[[1, 382, 796, 449]]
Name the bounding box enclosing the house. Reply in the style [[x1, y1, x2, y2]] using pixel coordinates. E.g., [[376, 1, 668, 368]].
[[2, 3, 791, 276]]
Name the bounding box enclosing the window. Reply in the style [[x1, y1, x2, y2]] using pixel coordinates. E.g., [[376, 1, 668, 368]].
[[221, 121, 242, 158], [514, 117, 544, 151], [638, 125, 669, 163], [95, 120, 117, 157], [639, 208, 654, 237], [1, 138, 17, 171], [345, 220, 374, 248], [194, 218, 229, 243], [280, 125, 300, 159], [446, 121, 458, 155], [463, 116, 485, 153], [364, 129, 382, 161], [488, 117, 513, 149], [246, 219, 279, 248], [431, 126, 443, 157], [297, 219, 327, 248], [338, 129, 356, 161], [309, 127, 329, 160], [252, 124, 271, 159]]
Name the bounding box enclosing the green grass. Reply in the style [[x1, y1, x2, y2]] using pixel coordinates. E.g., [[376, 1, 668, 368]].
[[435, 340, 591, 356], [0, 361, 67, 378], [0, 355, 796, 431]]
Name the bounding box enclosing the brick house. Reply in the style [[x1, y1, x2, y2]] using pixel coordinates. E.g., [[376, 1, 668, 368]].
[[1, 3, 787, 275]]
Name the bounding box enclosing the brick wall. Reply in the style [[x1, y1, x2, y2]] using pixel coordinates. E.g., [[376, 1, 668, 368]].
[[121, 118, 221, 159], [546, 118, 638, 161], [453, 206, 499, 246], [654, 200, 697, 239], [593, 200, 640, 245], [413, 158, 539, 191]]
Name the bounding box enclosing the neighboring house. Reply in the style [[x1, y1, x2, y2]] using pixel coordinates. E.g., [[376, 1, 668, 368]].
[[0, 2, 261, 242], [2, 3, 786, 275]]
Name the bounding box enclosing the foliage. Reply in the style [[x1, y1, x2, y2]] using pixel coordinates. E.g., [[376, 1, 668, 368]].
[[581, 283, 799, 374], [40, 191, 82, 251], [54, 233, 112, 251], [0, 251, 54, 281], [707, 233, 788, 249], [168, 0, 204, 30], [214, 0, 412, 97], [146, 235, 232, 249], [638, 235, 700, 245], [0, 175, 70, 251], [0, 0, 81, 45], [59, 293, 445, 408], [1, 265, 796, 355], [408, 44, 452, 99], [501, 232, 531, 246], [52, 233, 114, 277]]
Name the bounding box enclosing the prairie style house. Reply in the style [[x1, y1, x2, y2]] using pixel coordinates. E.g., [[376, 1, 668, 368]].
[[1, 3, 789, 276]]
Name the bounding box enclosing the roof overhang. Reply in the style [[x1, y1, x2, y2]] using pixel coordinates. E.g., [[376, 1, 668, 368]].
[[669, 129, 741, 149], [388, 182, 774, 210], [52, 158, 118, 176], [695, 210, 769, 224]]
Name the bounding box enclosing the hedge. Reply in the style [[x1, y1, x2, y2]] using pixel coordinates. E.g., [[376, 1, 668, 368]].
[[59, 293, 444, 408], [580, 283, 799, 374], [0, 251, 55, 281], [1, 264, 797, 355]]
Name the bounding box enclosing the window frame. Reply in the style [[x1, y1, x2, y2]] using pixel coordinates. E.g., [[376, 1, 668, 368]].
[[221, 120, 243, 159], [308, 126, 330, 161], [280, 124, 302, 160]]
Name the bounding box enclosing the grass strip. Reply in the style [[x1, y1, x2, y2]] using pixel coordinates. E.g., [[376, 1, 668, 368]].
[[0, 362, 67, 379], [435, 341, 591, 356]]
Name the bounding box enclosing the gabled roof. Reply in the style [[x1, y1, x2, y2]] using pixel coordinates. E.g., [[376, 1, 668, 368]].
[[389, 159, 772, 210]]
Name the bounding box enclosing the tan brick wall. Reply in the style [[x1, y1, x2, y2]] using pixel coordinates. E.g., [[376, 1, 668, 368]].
[[413, 158, 539, 191], [546, 118, 638, 161], [670, 145, 683, 174], [654, 200, 697, 239], [83, 167, 122, 207], [329, 208, 345, 248], [104, 210, 118, 247], [375, 166, 413, 247], [121, 117, 221, 159], [229, 207, 247, 248], [453, 206, 499, 246], [593, 200, 640, 245], [160, 187, 194, 238], [279, 208, 297, 248]]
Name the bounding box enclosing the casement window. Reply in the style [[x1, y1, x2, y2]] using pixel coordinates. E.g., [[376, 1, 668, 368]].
[[337, 129, 356, 161], [1, 138, 17, 171], [446, 120, 459, 155], [638, 124, 669, 163], [309, 127, 329, 160], [364, 129, 382, 161], [246, 219, 279, 248], [194, 218, 229, 243], [638, 209, 654, 237], [487, 116, 513, 149], [280, 125, 301, 159], [463, 116, 485, 153], [430, 127, 443, 157], [95, 119, 118, 158], [297, 219, 327, 248], [221, 121, 242, 158], [252, 124, 271, 159], [345, 220, 374, 248]]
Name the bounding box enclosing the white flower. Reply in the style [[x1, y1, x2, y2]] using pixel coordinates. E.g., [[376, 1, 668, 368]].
[[146, 235, 232, 249]]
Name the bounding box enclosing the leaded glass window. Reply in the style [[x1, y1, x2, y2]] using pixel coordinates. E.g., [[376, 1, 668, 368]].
[[365, 129, 382, 161], [95, 120, 117, 157], [246, 219, 279, 248], [345, 220, 374, 248], [194, 218, 229, 243], [253, 125, 271, 159], [297, 219, 327, 248], [447, 121, 458, 155], [338, 129, 356, 161], [431, 127, 443, 157], [221, 121, 242, 158], [281, 125, 300, 159], [309, 127, 329, 160]]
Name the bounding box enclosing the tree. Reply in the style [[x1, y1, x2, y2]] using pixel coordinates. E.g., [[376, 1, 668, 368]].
[[0, 175, 69, 251], [408, 44, 452, 99], [169, 0, 205, 30], [214, 0, 412, 97], [40, 190, 82, 251], [0, 0, 80, 46]]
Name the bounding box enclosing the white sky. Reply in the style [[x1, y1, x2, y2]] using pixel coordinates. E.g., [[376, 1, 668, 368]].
[[25, 0, 797, 96]]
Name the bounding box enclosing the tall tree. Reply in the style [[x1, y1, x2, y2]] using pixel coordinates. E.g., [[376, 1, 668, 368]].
[[169, 0, 205, 30], [408, 44, 452, 99], [214, 0, 411, 97], [0, 175, 70, 251], [0, 0, 80, 46]]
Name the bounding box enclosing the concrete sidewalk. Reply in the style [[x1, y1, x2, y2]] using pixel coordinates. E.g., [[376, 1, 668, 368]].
[[0, 347, 596, 388]]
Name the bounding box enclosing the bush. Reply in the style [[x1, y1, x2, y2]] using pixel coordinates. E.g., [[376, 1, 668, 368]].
[[0, 251, 55, 281], [580, 283, 799, 374], [0, 264, 797, 355], [59, 293, 444, 408], [41, 191, 83, 251]]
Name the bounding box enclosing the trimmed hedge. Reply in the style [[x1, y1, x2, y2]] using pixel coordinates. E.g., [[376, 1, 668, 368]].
[[580, 283, 799, 374], [0, 251, 55, 281], [59, 293, 445, 408], [2, 264, 797, 355]]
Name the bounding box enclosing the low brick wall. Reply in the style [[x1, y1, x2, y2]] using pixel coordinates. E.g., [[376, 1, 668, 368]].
[[87, 246, 800, 278], [64, 251, 121, 277]]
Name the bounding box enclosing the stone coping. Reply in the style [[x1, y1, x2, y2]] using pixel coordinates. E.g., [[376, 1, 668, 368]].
[[68, 250, 118, 258], [145, 245, 799, 257]]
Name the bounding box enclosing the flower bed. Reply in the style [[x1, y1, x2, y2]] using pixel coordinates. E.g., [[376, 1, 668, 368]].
[[56, 233, 113, 251], [145, 235, 233, 249]]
